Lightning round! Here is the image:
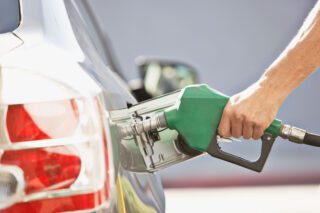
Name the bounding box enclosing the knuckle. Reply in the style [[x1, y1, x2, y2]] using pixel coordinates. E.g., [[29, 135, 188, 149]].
[[243, 116, 254, 125], [255, 122, 264, 129], [223, 106, 231, 113], [223, 108, 232, 117], [234, 111, 243, 121]]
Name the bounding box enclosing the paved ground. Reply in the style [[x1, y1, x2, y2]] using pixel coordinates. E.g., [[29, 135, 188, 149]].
[[165, 184, 320, 213]]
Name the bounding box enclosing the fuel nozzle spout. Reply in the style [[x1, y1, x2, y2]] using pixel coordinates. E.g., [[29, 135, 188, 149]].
[[117, 112, 168, 138]]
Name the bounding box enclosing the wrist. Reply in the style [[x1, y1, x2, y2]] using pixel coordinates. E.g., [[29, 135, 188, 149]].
[[254, 76, 288, 107]]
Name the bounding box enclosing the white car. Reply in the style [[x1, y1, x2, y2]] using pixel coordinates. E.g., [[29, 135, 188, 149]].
[[0, 0, 193, 212]]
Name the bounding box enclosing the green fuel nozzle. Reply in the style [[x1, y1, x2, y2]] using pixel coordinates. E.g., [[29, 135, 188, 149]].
[[118, 84, 320, 172], [163, 84, 282, 152]]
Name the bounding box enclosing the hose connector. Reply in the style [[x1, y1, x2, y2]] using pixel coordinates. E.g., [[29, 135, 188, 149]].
[[279, 124, 306, 144]]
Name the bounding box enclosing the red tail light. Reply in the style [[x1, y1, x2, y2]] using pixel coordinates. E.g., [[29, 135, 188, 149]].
[[6, 105, 50, 142], [1, 146, 81, 194], [6, 100, 79, 143], [1, 97, 110, 212]]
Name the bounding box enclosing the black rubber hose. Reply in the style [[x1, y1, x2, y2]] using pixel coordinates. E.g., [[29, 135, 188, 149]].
[[303, 132, 320, 147]]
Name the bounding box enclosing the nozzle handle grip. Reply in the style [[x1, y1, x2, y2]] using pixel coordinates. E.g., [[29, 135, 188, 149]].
[[207, 132, 275, 172]]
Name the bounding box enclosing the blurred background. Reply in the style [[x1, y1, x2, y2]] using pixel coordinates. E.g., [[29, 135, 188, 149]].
[[88, 0, 320, 189]]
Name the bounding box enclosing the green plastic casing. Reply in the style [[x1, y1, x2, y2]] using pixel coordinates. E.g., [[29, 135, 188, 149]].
[[164, 84, 282, 152]]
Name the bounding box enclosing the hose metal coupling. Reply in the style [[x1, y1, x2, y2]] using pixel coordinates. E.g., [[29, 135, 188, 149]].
[[279, 124, 306, 144]]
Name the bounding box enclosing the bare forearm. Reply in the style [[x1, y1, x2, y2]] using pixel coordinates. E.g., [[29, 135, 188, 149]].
[[258, 1, 320, 103], [218, 1, 320, 139]]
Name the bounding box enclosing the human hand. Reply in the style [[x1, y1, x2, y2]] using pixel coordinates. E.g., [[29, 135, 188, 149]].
[[218, 82, 283, 140]]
